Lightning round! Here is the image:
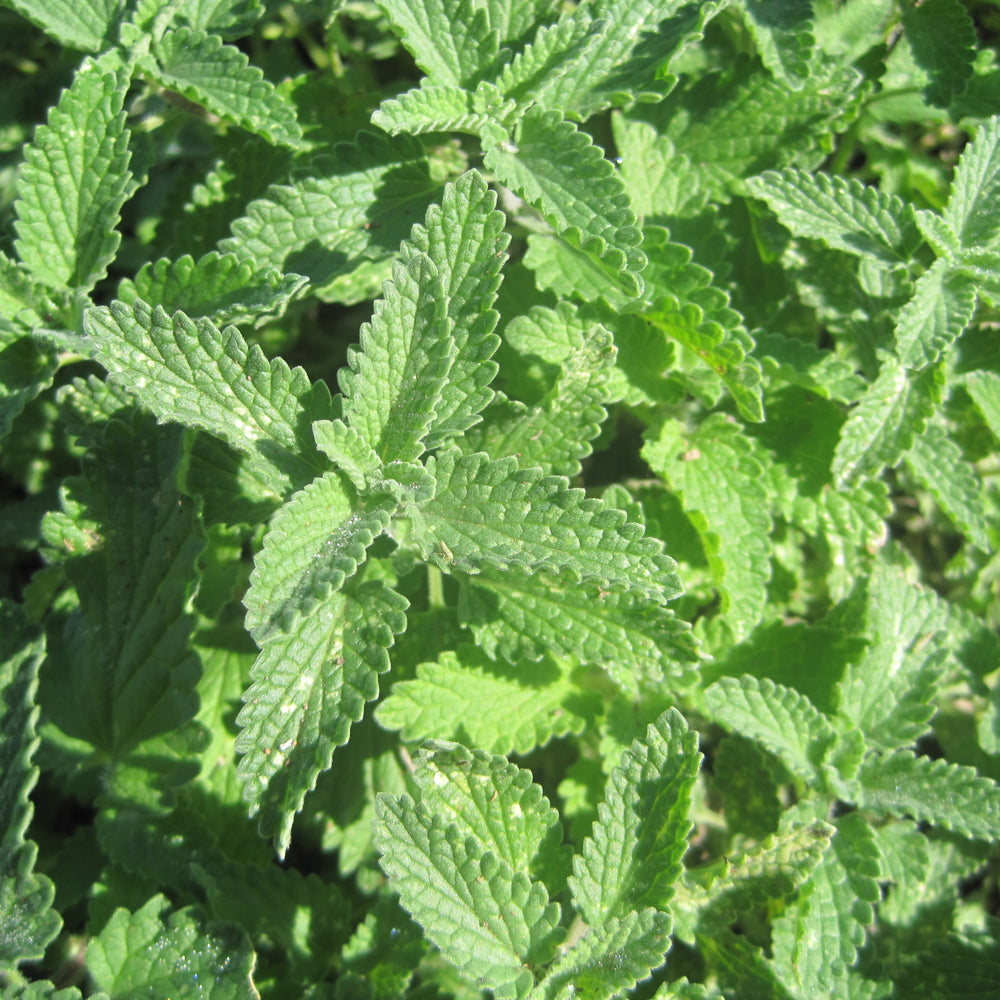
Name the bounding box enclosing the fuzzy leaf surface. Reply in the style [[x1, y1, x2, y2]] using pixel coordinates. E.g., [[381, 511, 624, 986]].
[[222, 132, 440, 288], [117, 252, 307, 327], [84, 299, 335, 500], [1, 0, 126, 49], [144, 27, 302, 146], [704, 676, 840, 784], [13, 58, 133, 292], [373, 794, 561, 999], [458, 570, 699, 695], [642, 414, 771, 640], [746, 168, 922, 267], [0, 605, 60, 968], [372, 82, 506, 137], [904, 421, 991, 552], [832, 357, 943, 488], [483, 107, 646, 295], [570, 709, 700, 926], [340, 171, 507, 461], [893, 259, 978, 369], [236, 580, 408, 854], [416, 450, 682, 603], [943, 115, 1000, 251], [377, 647, 598, 755], [86, 895, 256, 1000], [856, 752, 1000, 840], [738, 0, 815, 89]]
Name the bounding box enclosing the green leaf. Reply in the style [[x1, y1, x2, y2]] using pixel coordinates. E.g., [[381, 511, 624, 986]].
[[132, 0, 264, 39], [642, 415, 772, 640], [514, 0, 729, 119], [0, 603, 61, 969], [901, 0, 976, 108], [458, 569, 700, 695], [895, 921, 1000, 1000], [39, 417, 203, 757], [570, 709, 700, 925], [0, 0, 125, 50], [222, 132, 440, 288], [237, 579, 407, 855], [373, 792, 561, 999], [377, 646, 599, 755], [738, 0, 815, 89], [410, 742, 569, 890], [832, 356, 944, 488], [86, 895, 256, 999], [533, 908, 674, 1000], [771, 810, 881, 996], [416, 449, 683, 603], [117, 251, 307, 327], [703, 675, 839, 784], [340, 171, 507, 463], [746, 167, 923, 267], [964, 370, 1000, 442], [143, 27, 302, 147], [372, 81, 509, 137], [943, 115, 1000, 251], [483, 106, 646, 296], [893, 259, 978, 369], [856, 751, 1000, 840], [84, 299, 336, 500], [13, 57, 134, 292], [0, 328, 58, 441], [474, 305, 615, 478], [904, 421, 991, 552], [641, 230, 764, 422], [376, 0, 501, 87]]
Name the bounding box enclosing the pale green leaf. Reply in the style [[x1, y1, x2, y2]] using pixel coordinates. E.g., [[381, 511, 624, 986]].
[[377, 647, 598, 755], [856, 751, 1000, 840], [410, 742, 569, 889], [746, 168, 922, 267], [964, 370, 1000, 441], [84, 299, 336, 500], [943, 115, 1000, 251], [473, 306, 615, 478], [376, 0, 501, 87], [373, 794, 560, 999], [13, 58, 134, 292], [242, 472, 392, 641], [0, 327, 58, 441], [458, 569, 700, 695], [39, 417, 202, 757], [0, 603, 60, 968], [662, 59, 865, 200], [642, 414, 771, 640], [739, 0, 815, 89], [415, 449, 682, 603], [236, 580, 408, 854], [0, 0, 125, 50], [532, 909, 673, 1000], [832, 356, 944, 488], [904, 421, 991, 552], [117, 252, 307, 327], [390, 170, 508, 451], [771, 811, 881, 995], [132, 0, 263, 39], [222, 132, 440, 288], [915, 208, 962, 260], [901, 0, 976, 108], [570, 709, 700, 925], [893, 259, 978, 369], [755, 331, 865, 404], [86, 895, 256, 999], [311, 419, 381, 493], [1, 983, 82, 1000], [703, 675, 839, 783], [519, 0, 728, 119], [641, 230, 764, 422], [143, 27, 302, 147], [372, 81, 513, 136], [816, 480, 892, 600], [959, 247, 1000, 306], [0, 252, 58, 330], [482, 106, 646, 295]]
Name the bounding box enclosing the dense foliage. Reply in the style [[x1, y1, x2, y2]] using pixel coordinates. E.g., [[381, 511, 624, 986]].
[[1, 1, 999, 998]]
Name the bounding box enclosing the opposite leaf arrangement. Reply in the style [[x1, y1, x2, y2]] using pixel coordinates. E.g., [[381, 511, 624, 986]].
[[1, 2, 1000, 1000]]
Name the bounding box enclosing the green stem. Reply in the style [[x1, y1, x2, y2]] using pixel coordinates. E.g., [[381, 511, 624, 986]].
[[427, 563, 445, 609]]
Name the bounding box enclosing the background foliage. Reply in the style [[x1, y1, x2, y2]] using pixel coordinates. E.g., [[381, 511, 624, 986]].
[[1, 1, 999, 998]]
